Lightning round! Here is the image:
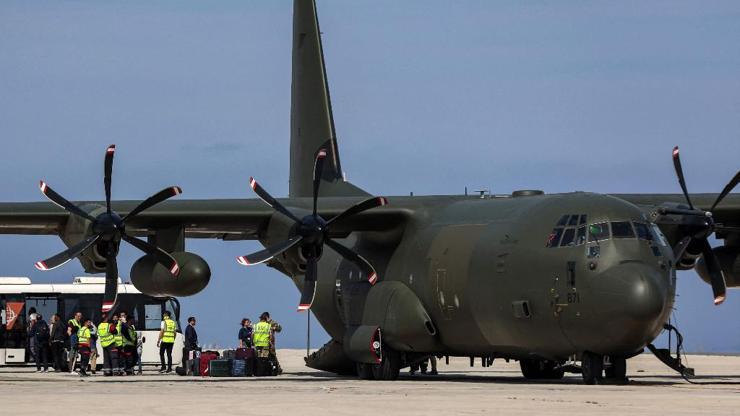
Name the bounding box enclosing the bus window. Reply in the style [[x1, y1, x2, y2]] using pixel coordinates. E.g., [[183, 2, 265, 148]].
[[144, 304, 162, 331]]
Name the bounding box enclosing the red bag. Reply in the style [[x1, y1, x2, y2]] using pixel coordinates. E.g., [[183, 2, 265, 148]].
[[199, 351, 219, 377], [236, 348, 254, 360]]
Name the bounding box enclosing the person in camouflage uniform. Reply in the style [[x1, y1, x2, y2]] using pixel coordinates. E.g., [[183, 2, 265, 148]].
[[265, 312, 282, 375]]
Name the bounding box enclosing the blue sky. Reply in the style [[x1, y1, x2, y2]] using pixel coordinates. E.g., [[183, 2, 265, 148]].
[[1, 1, 739, 352]]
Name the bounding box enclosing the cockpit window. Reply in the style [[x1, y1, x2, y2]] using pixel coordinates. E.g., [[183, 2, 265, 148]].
[[633, 222, 651, 240], [611, 221, 635, 239], [560, 228, 576, 247], [546, 228, 564, 248], [588, 222, 610, 242], [548, 214, 589, 248]]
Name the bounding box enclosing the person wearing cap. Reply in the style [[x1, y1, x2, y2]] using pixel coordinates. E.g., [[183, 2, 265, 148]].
[[157, 310, 176, 373]]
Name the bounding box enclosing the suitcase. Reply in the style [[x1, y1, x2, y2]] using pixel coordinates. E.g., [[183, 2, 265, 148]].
[[209, 359, 233, 377], [199, 351, 219, 377], [256, 357, 277, 377], [231, 358, 246, 377], [175, 366, 187, 376], [222, 349, 236, 360], [244, 356, 256, 377], [235, 347, 254, 360]]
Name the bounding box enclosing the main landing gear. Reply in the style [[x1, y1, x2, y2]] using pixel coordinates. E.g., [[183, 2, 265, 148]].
[[519, 359, 565, 380], [355, 348, 401, 381], [581, 351, 627, 385]]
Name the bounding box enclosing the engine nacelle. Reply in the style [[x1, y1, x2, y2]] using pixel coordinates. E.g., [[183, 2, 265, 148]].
[[696, 246, 740, 288], [60, 203, 107, 273], [130, 252, 211, 297]]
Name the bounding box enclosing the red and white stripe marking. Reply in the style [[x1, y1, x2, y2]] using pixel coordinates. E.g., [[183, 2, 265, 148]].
[[236, 256, 251, 266], [106, 144, 116, 154], [249, 177, 257, 190], [378, 197, 388, 206], [39, 181, 48, 194], [714, 295, 726, 306], [672, 146, 680, 158], [171, 186, 182, 196], [169, 263, 180, 276], [368, 272, 378, 285], [34, 261, 49, 271], [317, 149, 327, 158], [297, 303, 311, 312], [101, 301, 114, 313]]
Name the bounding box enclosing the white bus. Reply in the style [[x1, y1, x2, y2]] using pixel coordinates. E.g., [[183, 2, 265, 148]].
[[0, 276, 184, 367]]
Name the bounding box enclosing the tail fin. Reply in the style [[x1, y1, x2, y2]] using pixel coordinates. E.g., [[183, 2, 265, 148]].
[[289, 0, 368, 198]]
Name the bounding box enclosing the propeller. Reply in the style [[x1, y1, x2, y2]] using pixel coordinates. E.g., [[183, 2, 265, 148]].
[[35, 145, 183, 318], [237, 147, 387, 311], [663, 146, 740, 306]]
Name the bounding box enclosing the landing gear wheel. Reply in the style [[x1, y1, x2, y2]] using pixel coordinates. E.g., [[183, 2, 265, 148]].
[[605, 356, 627, 382], [581, 351, 604, 385], [520, 359, 565, 380], [371, 348, 401, 380], [356, 362, 374, 380]]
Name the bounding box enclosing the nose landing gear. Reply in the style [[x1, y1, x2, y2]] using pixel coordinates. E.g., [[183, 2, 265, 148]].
[[581, 351, 628, 385]]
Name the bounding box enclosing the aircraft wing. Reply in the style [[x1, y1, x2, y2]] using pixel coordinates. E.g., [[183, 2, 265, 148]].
[[0, 197, 410, 240]]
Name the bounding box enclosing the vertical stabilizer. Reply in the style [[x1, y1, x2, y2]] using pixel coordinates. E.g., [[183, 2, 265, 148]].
[[290, 0, 368, 198]]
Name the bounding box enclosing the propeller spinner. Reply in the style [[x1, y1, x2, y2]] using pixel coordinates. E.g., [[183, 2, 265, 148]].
[[237, 148, 387, 312], [35, 145, 183, 318], [662, 146, 740, 306]]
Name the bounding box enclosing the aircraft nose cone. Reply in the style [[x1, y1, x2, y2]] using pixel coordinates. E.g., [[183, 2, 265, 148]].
[[589, 262, 669, 352], [601, 263, 666, 320]]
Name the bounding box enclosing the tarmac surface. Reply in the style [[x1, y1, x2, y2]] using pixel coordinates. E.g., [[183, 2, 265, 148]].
[[0, 349, 737, 415]]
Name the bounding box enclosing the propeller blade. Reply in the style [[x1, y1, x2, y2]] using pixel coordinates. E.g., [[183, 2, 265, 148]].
[[312, 148, 327, 216], [325, 239, 378, 285], [326, 196, 389, 228], [715, 225, 740, 233], [34, 234, 101, 271], [671, 146, 695, 210], [121, 234, 180, 276], [710, 170, 740, 212], [39, 181, 97, 222], [249, 177, 301, 223], [236, 235, 303, 266], [104, 144, 115, 214], [102, 243, 119, 319], [297, 256, 318, 312], [671, 236, 692, 261], [698, 239, 726, 305], [121, 186, 182, 222]]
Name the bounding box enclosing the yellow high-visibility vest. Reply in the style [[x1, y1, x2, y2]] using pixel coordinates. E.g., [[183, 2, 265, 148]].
[[98, 322, 114, 348], [253, 321, 271, 348], [162, 318, 176, 344], [114, 321, 123, 347], [77, 327, 91, 346]]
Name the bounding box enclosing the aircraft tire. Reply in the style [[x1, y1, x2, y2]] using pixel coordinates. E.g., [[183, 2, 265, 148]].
[[581, 351, 604, 385], [371, 348, 401, 380], [356, 362, 375, 380], [605, 356, 627, 380], [520, 359, 564, 380]]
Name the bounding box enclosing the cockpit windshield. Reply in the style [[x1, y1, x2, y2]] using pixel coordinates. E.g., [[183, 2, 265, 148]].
[[588, 222, 609, 242]]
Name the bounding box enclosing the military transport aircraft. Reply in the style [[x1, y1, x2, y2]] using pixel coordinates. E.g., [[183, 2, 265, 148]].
[[0, 0, 738, 384]]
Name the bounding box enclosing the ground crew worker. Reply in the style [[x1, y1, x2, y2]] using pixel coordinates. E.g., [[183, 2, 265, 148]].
[[88, 322, 98, 374], [122, 317, 137, 375], [118, 311, 135, 375], [110, 313, 123, 375], [77, 319, 93, 377], [265, 312, 283, 375], [97, 315, 116, 376], [67, 311, 82, 373], [157, 310, 176, 373], [253, 313, 272, 374]]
